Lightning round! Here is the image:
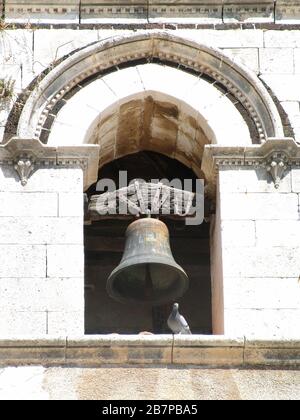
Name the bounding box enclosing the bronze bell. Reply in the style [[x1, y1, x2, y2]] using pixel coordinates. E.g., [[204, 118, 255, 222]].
[[107, 217, 189, 305]]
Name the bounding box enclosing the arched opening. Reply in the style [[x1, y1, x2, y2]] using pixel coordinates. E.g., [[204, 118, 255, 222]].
[[8, 31, 286, 336], [16, 31, 284, 144], [85, 151, 212, 334]]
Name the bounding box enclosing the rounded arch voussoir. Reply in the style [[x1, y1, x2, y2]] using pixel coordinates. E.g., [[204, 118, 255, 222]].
[[17, 30, 284, 143]]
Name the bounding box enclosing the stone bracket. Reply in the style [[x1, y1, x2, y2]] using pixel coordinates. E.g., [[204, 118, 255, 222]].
[[201, 137, 300, 191], [0, 137, 100, 190], [265, 152, 289, 189], [14, 155, 35, 186]]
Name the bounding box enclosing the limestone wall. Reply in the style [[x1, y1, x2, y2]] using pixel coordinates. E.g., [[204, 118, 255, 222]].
[[1, 7, 300, 340], [218, 166, 300, 337], [0, 165, 85, 335]]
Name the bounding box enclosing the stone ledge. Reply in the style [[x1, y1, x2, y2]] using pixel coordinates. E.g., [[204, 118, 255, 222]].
[[245, 338, 300, 367], [0, 335, 299, 367]]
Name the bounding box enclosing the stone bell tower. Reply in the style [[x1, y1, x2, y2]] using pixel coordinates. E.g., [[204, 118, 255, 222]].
[[0, 0, 299, 399]]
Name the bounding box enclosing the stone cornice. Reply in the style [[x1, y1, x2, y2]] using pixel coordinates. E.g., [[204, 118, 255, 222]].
[[0, 0, 300, 24], [0, 137, 100, 190], [0, 335, 298, 367], [2, 1, 300, 25], [202, 137, 300, 189]]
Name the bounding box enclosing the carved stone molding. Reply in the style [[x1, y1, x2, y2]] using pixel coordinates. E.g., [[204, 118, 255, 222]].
[[265, 152, 289, 189], [0, 137, 100, 189], [14, 156, 35, 186], [3, 1, 300, 25], [17, 32, 283, 144], [201, 137, 300, 190]]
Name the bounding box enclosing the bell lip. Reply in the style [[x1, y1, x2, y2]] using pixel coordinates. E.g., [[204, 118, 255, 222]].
[[106, 260, 189, 305]]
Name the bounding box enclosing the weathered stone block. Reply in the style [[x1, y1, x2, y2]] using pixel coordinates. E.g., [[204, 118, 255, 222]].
[[0, 311, 46, 335], [33, 29, 98, 73], [5, 1, 80, 24], [218, 167, 292, 193], [264, 30, 300, 48], [222, 246, 300, 277], [261, 75, 300, 101], [81, 0, 148, 23], [294, 49, 300, 74], [0, 337, 66, 366], [244, 337, 300, 367], [275, 1, 300, 24], [259, 48, 294, 74], [256, 220, 300, 246], [0, 167, 83, 193], [66, 335, 173, 365], [46, 245, 84, 277], [176, 29, 264, 48], [280, 101, 300, 131], [221, 220, 256, 247], [220, 192, 298, 220], [0, 277, 84, 312], [224, 309, 300, 337], [0, 245, 46, 277], [149, 1, 222, 23], [291, 167, 300, 192], [223, 1, 274, 24], [222, 48, 259, 74], [0, 217, 83, 244], [223, 277, 300, 309], [173, 335, 244, 366], [58, 193, 83, 217], [0, 192, 57, 216], [47, 311, 84, 335]]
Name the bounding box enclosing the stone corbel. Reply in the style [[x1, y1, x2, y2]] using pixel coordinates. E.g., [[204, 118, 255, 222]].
[[0, 137, 100, 190], [265, 152, 289, 189], [201, 138, 300, 194], [14, 155, 35, 186]]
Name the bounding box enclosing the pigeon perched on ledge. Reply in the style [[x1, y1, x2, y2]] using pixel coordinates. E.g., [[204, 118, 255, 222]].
[[167, 303, 192, 335]]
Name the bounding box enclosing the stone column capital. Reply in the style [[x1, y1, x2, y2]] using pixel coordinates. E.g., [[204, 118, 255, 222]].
[[0, 137, 100, 190], [201, 137, 300, 190]]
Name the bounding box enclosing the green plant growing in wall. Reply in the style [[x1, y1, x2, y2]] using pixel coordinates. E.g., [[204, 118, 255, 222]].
[[0, 77, 15, 99]]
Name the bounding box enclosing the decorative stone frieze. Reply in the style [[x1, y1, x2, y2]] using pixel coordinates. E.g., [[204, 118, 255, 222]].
[[0, 137, 100, 189], [223, 0, 274, 23], [9, 1, 300, 25], [201, 137, 300, 189], [3, 1, 300, 26], [276, 1, 300, 24], [5, 0, 80, 23]]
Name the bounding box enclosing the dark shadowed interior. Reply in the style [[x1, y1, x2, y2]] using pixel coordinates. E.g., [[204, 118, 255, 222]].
[[84, 152, 212, 334]]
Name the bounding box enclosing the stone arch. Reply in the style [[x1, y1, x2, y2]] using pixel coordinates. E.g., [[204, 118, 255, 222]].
[[17, 30, 284, 144], [47, 63, 252, 175]]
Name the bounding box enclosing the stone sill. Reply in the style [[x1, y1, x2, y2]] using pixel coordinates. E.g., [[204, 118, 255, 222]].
[[0, 335, 299, 368]]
